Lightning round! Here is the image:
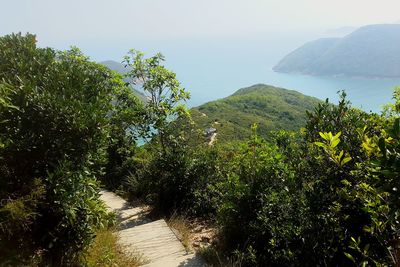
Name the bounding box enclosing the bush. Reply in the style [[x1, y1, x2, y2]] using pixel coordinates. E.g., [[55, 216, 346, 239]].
[[212, 94, 396, 266], [125, 130, 227, 217], [216, 126, 307, 265], [0, 33, 141, 265]]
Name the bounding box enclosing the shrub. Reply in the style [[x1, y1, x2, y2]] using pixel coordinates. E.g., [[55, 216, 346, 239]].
[[212, 93, 395, 266], [125, 132, 227, 217], [0, 33, 141, 264], [216, 125, 307, 265]]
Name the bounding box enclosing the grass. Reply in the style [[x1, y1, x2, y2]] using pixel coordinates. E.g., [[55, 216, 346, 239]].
[[83, 228, 145, 267], [199, 246, 246, 267], [167, 213, 192, 252]]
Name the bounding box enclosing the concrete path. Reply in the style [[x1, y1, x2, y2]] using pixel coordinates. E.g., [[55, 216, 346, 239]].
[[100, 190, 206, 267], [208, 133, 217, 146]]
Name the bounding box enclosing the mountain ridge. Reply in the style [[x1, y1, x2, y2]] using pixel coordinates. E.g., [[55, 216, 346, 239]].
[[274, 24, 400, 78]]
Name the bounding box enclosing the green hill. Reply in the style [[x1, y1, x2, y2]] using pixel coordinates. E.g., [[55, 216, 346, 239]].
[[274, 24, 400, 78], [191, 84, 321, 142]]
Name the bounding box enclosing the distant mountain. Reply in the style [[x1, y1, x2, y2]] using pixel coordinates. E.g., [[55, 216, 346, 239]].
[[191, 84, 321, 142], [274, 24, 400, 78], [100, 60, 146, 101], [324, 26, 357, 37], [101, 60, 131, 75]]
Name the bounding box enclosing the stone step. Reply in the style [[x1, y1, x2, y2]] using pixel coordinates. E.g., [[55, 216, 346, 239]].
[[100, 190, 206, 267]]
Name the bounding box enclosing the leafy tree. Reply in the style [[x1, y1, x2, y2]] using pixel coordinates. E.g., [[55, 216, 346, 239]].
[[122, 50, 198, 214], [123, 50, 190, 152], [0, 33, 139, 265], [102, 76, 146, 189]]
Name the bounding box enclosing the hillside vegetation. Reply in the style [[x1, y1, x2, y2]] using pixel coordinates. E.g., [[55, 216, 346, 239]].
[[2, 33, 400, 267], [274, 24, 400, 77], [191, 84, 321, 142], [0, 35, 177, 266]]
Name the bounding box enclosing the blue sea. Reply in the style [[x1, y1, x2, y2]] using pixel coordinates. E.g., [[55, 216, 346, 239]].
[[80, 34, 400, 113], [182, 67, 400, 113]]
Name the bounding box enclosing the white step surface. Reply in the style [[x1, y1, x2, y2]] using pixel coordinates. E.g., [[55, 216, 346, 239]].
[[100, 190, 206, 267]]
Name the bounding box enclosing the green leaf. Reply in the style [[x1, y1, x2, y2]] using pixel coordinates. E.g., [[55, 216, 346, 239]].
[[314, 141, 325, 148], [319, 132, 328, 140], [344, 252, 356, 263], [341, 156, 352, 166], [333, 131, 342, 140], [331, 138, 340, 148]]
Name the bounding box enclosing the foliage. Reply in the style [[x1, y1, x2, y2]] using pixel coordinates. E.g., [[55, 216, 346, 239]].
[[102, 83, 145, 189], [124, 131, 227, 216], [2, 32, 400, 267], [314, 131, 352, 167], [123, 49, 190, 152], [121, 50, 222, 217], [191, 84, 321, 143], [195, 92, 396, 266], [341, 113, 400, 265], [100, 60, 146, 101], [0, 33, 142, 265], [217, 124, 307, 265], [122, 86, 399, 266]]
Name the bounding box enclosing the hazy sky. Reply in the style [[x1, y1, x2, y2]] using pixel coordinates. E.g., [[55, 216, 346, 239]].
[[2, 0, 400, 60], [2, 0, 400, 109], [3, 0, 400, 39]]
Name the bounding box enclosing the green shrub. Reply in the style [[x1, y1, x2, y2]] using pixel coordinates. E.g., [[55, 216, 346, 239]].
[[211, 93, 397, 266], [125, 134, 226, 216], [216, 125, 307, 265], [0, 33, 141, 265]]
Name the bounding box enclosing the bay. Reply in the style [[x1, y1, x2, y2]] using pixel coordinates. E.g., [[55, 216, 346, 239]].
[[88, 35, 400, 113], [182, 67, 400, 113], [170, 51, 400, 113]]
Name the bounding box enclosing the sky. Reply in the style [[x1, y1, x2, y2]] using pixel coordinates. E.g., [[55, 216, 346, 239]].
[[2, 0, 400, 110], [1, 0, 400, 60]]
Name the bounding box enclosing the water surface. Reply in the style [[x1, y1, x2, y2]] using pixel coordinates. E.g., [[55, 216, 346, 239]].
[[86, 35, 400, 113]]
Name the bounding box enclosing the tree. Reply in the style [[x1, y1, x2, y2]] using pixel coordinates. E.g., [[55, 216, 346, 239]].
[[0, 33, 139, 265], [123, 50, 190, 152]]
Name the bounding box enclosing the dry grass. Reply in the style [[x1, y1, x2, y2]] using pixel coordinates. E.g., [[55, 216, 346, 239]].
[[199, 246, 246, 267], [83, 228, 145, 267], [167, 213, 193, 252]]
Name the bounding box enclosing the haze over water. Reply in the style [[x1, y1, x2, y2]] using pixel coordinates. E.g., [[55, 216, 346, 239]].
[[90, 35, 400, 113], [160, 37, 400, 113], [3, 0, 400, 113]]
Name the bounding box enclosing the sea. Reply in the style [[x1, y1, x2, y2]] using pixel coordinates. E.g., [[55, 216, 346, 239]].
[[81, 33, 400, 113]]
